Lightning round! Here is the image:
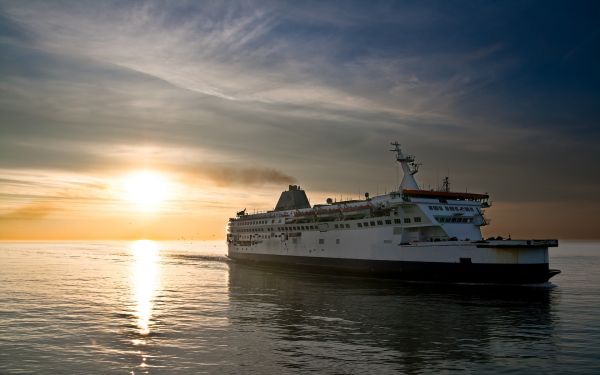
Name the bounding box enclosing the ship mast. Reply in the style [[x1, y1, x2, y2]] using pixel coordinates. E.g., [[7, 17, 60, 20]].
[[390, 142, 420, 191]]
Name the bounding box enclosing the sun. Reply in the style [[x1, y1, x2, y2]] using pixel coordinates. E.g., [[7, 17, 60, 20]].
[[121, 170, 170, 212]]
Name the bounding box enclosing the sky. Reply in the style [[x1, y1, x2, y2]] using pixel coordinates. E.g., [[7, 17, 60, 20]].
[[0, 0, 599, 240]]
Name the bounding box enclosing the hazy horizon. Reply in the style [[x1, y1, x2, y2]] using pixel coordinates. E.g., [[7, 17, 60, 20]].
[[1, 1, 599, 240]]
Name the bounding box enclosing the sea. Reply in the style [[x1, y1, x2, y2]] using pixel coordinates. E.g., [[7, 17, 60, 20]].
[[0, 240, 599, 374]]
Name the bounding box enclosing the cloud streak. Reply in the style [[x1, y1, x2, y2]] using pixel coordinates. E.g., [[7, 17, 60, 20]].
[[0, 201, 55, 221]]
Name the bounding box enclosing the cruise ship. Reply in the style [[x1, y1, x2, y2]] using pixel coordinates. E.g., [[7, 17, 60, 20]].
[[226, 143, 559, 284]]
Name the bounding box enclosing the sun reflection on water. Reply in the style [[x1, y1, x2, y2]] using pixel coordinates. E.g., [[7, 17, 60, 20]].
[[130, 240, 160, 337]]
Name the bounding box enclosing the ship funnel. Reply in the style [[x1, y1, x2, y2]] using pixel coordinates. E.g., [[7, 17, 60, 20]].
[[274, 185, 311, 211]]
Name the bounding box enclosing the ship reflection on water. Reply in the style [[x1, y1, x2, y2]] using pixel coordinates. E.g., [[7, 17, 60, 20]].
[[226, 262, 558, 373]]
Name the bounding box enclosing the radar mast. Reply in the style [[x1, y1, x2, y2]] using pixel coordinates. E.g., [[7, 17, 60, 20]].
[[390, 142, 420, 191]]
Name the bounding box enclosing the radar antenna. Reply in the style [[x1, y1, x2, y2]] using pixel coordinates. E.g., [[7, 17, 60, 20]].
[[410, 161, 422, 175], [441, 177, 450, 192]]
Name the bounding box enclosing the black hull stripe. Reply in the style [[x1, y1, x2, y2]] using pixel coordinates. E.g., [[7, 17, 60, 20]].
[[228, 252, 557, 284]]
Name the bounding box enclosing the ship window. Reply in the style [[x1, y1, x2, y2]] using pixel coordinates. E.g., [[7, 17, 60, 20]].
[[334, 224, 339, 228], [358, 223, 363, 227], [310, 225, 315, 230], [444, 207, 449, 211], [429, 205, 433, 210], [363, 222, 369, 227], [319, 239, 325, 244], [345, 224, 350, 228], [394, 219, 402, 224], [370, 221, 376, 226], [377, 220, 383, 225], [385, 220, 392, 225], [414, 217, 421, 223], [404, 218, 411, 223], [336, 239, 340, 244]]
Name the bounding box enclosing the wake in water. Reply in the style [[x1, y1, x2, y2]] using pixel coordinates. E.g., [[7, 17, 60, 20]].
[[166, 253, 230, 263]]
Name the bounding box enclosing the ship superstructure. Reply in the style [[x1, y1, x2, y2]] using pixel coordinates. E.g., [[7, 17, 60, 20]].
[[226, 143, 559, 284]]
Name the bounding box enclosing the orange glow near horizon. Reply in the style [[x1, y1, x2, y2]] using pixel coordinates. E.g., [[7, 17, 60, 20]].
[[2, 166, 596, 240]]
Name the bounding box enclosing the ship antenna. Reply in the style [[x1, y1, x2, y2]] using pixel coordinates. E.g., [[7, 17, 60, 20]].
[[442, 176, 450, 192]]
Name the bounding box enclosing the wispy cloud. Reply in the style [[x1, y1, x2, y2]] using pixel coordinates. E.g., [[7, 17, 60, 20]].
[[0, 201, 55, 221]]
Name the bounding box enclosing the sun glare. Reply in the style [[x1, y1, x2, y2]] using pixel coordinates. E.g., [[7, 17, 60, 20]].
[[122, 170, 170, 212]]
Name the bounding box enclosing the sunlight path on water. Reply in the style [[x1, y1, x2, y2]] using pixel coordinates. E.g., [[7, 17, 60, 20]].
[[130, 240, 161, 338]]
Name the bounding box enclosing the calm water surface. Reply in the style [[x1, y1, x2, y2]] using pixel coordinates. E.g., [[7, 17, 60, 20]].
[[1, 240, 599, 374]]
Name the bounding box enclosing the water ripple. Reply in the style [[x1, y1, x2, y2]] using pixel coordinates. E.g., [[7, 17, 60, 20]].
[[1, 241, 599, 374]]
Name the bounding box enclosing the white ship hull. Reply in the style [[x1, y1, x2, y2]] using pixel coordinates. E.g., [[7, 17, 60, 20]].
[[228, 229, 557, 283]]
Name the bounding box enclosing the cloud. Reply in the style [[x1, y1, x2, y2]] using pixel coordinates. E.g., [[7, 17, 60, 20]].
[[0, 0, 598, 210], [0, 201, 55, 221]]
